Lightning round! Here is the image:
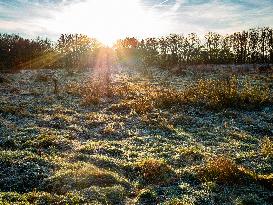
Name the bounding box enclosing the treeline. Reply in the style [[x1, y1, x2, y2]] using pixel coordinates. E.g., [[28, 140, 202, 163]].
[[0, 27, 273, 72], [0, 33, 102, 72], [115, 27, 273, 68]]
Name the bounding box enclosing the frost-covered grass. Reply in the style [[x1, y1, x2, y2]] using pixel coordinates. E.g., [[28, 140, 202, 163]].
[[0, 67, 272, 204]]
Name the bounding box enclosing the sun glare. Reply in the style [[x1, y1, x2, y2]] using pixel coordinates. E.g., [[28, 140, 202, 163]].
[[49, 0, 168, 45]]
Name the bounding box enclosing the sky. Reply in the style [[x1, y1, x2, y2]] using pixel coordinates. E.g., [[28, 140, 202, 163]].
[[0, 0, 273, 45]]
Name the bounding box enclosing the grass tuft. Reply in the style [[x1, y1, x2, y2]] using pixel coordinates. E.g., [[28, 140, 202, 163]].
[[260, 137, 273, 158], [197, 156, 243, 184], [135, 158, 176, 185], [43, 162, 128, 194]]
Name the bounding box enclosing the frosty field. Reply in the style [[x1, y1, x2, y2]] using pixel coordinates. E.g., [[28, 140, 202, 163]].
[[0, 67, 272, 205]]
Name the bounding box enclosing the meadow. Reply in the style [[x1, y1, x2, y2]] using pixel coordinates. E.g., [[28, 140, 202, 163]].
[[0, 65, 272, 204]]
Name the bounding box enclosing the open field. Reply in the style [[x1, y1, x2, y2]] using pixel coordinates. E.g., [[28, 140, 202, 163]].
[[0, 67, 273, 204]]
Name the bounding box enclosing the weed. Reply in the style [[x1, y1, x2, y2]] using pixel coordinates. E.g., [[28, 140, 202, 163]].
[[234, 194, 264, 205], [0, 136, 18, 149], [79, 141, 110, 154]]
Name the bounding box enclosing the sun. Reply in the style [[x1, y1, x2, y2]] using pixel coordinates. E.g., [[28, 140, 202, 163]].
[[49, 0, 168, 46]]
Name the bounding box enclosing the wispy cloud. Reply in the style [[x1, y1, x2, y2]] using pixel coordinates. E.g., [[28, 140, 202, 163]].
[[0, 0, 272, 42], [151, 0, 273, 35]]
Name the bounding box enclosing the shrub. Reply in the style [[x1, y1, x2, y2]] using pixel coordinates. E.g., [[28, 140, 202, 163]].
[[135, 158, 176, 185], [235, 193, 265, 205], [75, 80, 117, 106], [81, 93, 101, 106], [101, 186, 127, 204], [0, 136, 18, 149], [256, 174, 273, 190], [102, 123, 117, 135], [67, 80, 104, 106], [198, 159, 272, 189]]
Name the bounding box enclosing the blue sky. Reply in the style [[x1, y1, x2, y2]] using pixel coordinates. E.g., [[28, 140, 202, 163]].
[[0, 0, 273, 44]]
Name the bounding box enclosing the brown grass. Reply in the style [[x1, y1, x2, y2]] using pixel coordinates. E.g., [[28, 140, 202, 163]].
[[197, 156, 273, 190], [184, 76, 272, 109], [197, 156, 243, 184], [135, 158, 176, 185], [260, 137, 273, 158], [69, 74, 272, 111]]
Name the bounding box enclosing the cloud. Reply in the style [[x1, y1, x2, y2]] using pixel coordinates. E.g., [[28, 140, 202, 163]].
[[0, 0, 272, 42], [151, 0, 273, 35]]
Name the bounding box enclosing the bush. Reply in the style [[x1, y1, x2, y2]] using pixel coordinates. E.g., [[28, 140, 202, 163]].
[[34, 74, 51, 82], [0, 136, 18, 150]]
